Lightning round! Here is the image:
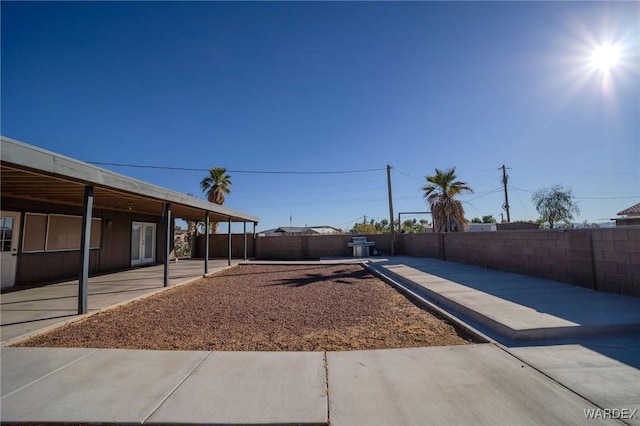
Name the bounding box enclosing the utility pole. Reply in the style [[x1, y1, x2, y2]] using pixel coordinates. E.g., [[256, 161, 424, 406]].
[[387, 165, 395, 256], [500, 165, 511, 223]]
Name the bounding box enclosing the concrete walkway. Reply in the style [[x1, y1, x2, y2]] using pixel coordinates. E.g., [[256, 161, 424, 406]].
[[2, 256, 639, 425], [1, 259, 240, 344], [369, 256, 640, 341]]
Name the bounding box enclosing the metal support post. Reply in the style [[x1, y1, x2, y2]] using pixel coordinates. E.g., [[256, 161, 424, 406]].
[[243, 222, 247, 260], [163, 203, 171, 287], [204, 212, 210, 275], [228, 218, 232, 266], [78, 185, 94, 315], [253, 222, 257, 259]]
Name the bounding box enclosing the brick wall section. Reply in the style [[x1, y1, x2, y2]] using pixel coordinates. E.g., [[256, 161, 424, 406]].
[[440, 230, 596, 288], [255, 234, 393, 260], [592, 227, 640, 296], [401, 233, 443, 258], [197, 228, 639, 297], [196, 234, 256, 258], [496, 223, 540, 231], [401, 228, 639, 297]]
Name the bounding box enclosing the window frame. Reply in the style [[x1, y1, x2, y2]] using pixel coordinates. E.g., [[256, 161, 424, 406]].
[[21, 213, 102, 253]]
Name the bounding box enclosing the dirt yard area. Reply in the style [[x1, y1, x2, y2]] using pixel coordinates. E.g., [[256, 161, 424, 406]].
[[15, 264, 477, 351]]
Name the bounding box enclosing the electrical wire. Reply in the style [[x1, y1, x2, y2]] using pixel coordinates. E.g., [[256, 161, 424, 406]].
[[509, 186, 639, 200], [87, 161, 385, 175]]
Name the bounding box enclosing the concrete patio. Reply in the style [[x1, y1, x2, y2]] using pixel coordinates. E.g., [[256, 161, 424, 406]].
[[1, 259, 240, 344], [1, 256, 639, 425]]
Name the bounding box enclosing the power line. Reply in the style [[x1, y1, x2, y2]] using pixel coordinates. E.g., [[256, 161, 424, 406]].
[[87, 161, 385, 175], [509, 186, 639, 200], [465, 187, 503, 202], [393, 168, 422, 180], [574, 196, 640, 200]]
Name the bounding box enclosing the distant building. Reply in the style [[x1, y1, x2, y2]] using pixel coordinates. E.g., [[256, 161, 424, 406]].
[[614, 203, 640, 226], [467, 223, 497, 232], [259, 226, 343, 236]]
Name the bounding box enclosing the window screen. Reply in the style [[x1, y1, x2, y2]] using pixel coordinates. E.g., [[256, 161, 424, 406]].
[[23, 213, 101, 252], [22, 214, 47, 252]]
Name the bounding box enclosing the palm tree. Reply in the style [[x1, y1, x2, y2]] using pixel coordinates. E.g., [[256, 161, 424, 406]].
[[200, 167, 232, 232], [422, 167, 473, 232], [200, 167, 232, 205]]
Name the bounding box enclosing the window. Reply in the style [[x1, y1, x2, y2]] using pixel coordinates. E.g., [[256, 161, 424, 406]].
[[0, 217, 14, 251], [22, 213, 101, 253], [23, 214, 47, 252]]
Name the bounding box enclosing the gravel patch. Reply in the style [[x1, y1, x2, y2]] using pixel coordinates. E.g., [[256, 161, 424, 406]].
[[15, 264, 477, 351]]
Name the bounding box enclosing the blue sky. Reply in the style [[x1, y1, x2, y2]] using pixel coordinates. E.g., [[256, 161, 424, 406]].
[[2, 1, 638, 232]]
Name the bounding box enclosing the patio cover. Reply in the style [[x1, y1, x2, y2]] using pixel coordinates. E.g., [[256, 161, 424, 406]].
[[1, 136, 259, 314], [0, 136, 259, 224]]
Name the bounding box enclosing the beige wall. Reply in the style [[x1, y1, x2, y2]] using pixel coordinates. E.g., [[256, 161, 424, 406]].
[[402, 228, 639, 297], [196, 228, 639, 297]]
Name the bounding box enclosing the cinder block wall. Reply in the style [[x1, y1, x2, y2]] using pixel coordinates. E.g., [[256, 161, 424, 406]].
[[592, 227, 640, 295], [401, 228, 639, 297], [439, 230, 595, 288], [196, 228, 639, 297], [255, 234, 393, 260], [401, 233, 443, 258], [196, 234, 256, 258]]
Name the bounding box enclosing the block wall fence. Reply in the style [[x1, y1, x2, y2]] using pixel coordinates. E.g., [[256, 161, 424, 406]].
[[198, 227, 639, 297]]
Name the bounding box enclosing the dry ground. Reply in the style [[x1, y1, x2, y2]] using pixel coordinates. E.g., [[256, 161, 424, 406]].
[[16, 264, 477, 351]]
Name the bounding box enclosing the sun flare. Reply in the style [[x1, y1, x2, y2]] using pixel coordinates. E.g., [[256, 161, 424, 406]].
[[590, 44, 621, 71]]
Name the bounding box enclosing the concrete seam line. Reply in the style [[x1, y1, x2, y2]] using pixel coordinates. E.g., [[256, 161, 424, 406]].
[[364, 262, 619, 414], [323, 351, 331, 425], [0, 348, 99, 400], [140, 350, 214, 423], [489, 342, 609, 413]]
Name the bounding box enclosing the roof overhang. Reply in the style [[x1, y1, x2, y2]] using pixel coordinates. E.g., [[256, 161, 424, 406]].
[[1, 136, 260, 223]]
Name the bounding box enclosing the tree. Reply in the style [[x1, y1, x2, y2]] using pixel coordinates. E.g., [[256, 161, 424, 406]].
[[351, 222, 380, 234], [374, 219, 391, 234], [200, 167, 232, 205], [401, 218, 430, 233], [200, 167, 232, 233], [422, 167, 474, 232], [531, 185, 580, 229], [482, 215, 497, 223], [471, 217, 482, 223]]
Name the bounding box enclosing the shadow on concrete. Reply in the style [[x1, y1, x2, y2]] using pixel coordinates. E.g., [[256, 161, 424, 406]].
[[377, 257, 640, 331]]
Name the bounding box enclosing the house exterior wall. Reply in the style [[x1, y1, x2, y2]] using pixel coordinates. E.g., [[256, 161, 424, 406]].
[[1, 196, 168, 286]]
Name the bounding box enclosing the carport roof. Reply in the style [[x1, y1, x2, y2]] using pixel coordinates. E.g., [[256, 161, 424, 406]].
[[0, 136, 259, 223]]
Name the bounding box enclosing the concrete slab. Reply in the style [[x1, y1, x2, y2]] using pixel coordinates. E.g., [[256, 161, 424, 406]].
[[1, 347, 97, 397], [372, 257, 640, 340], [148, 351, 327, 425], [510, 343, 640, 426], [0, 348, 209, 423], [327, 344, 612, 426], [1, 259, 238, 344]]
